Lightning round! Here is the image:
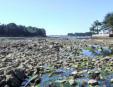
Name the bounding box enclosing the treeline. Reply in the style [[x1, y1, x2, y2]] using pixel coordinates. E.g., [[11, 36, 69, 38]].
[[0, 23, 46, 37], [68, 32, 92, 36], [89, 12, 113, 36]]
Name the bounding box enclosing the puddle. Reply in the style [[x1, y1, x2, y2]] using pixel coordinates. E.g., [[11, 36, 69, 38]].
[[21, 67, 113, 87], [81, 45, 112, 58], [59, 52, 72, 56], [81, 49, 94, 58], [59, 45, 112, 58], [63, 59, 66, 64], [40, 67, 75, 87]]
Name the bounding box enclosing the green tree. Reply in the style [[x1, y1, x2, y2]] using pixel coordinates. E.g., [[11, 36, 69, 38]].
[[103, 12, 113, 33], [0, 22, 46, 37], [94, 20, 102, 34], [90, 25, 95, 34], [90, 20, 102, 34]]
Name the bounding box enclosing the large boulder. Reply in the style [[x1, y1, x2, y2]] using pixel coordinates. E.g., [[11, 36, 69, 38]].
[[5, 69, 26, 87]]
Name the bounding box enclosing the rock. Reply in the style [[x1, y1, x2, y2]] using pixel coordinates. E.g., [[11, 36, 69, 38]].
[[6, 54, 12, 58], [69, 79, 76, 85], [49, 71, 63, 76], [0, 75, 6, 87], [80, 81, 88, 87], [0, 81, 7, 87], [7, 76, 21, 87], [88, 79, 98, 86], [13, 69, 26, 81], [110, 78, 113, 83], [4, 85, 10, 87], [5, 69, 26, 87], [45, 83, 56, 87], [88, 71, 100, 79], [73, 65, 78, 68], [71, 71, 77, 75], [6, 69, 26, 81], [98, 74, 106, 81], [56, 80, 67, 83], [70, 71, 83, 78]]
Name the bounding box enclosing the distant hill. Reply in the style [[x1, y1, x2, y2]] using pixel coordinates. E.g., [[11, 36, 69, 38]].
[[0, 23, 46, 37]]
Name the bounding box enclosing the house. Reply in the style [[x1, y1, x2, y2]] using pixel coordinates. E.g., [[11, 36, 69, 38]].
[[92, 28, 113, 38]]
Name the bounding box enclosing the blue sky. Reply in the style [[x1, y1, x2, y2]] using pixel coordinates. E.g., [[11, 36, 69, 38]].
[[0, 0, 113, 35]]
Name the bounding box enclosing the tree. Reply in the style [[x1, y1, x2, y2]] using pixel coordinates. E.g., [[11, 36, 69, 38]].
[[103, 13, 113, 33], [0, 22, 46, 37], [90, 25, 95, 34], [90, 20, 102, 34], [94, 20, 102, 34]]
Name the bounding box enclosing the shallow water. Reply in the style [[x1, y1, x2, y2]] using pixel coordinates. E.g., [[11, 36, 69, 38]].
[[81, 45, 111, 58], [59, 45, 111, 58], [21, 45, 113, 87]]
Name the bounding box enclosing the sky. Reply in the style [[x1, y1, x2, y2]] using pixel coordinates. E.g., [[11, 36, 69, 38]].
[[0, 0, 113, 35]]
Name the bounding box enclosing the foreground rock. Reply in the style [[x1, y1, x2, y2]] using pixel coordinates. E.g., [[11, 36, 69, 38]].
[[0, 68, 26, 87], [0, 38, 113, 86]]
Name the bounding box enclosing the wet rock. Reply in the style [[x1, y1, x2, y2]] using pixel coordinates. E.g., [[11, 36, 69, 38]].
[[56, 80, 67, 83], [0, 81, 7, 87], [0, 75, 6, 87], [110, 78, 113, 83], [13, 69, 26, 81], [80, 81, 88, 87], [7, 76, 21, 87], [71, 71, 77, 75], [4, 85, 10, 87], [5, 69, 26, 87], [99, 74, 105, 80], [49, 71, 63, 76], [69, 79, 76, 85], [88, 71, 100, 79], [88, 79, 98, 86], [45, 83, 56, 87], [6, 69, 26, 81], [6, 54, 12, 58], [70, 71, 83, 78]]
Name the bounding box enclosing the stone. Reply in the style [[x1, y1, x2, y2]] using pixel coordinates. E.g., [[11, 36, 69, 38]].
[[4, 85, 10, 87], [80, 81, 88, 87], [45, 83, 56, 87], [71, 71, 77, 75], [5, 69, 26, 87], [70, 71, 83, 79], [0, 81, 7, 87], [69, 79, 75, 85], [88, 71, 100, 79], [110, 78, 113, 83], [6, 54, 12, 58], [56, 80, 67, 83], [13, 69, 26, 81], [88, 79, 98, 86], [7, 76, 21, 87]]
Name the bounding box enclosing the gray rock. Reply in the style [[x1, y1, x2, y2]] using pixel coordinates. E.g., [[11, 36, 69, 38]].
[[5, 69, 26, 87], [88, 71, 100, 79], [110, 78, 113, 83], [7, 75, 21, 87], [88, 79, 98, 86]]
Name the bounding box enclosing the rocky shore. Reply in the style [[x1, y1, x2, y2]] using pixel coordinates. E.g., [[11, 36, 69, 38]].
[[0, 38, 113, 87]]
